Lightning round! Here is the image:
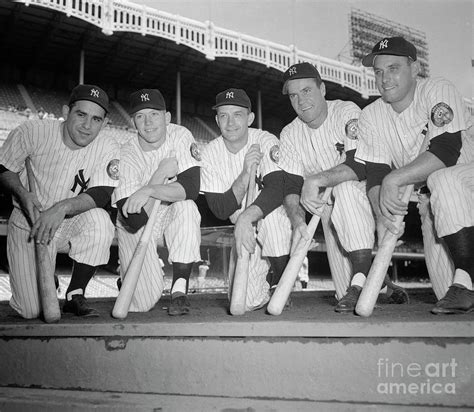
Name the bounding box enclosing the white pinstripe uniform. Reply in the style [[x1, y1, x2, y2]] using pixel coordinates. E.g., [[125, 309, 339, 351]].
[[201, 127, 291, 310], [0, 119, 119, 318], [279, 100, 375, 299], [112, 123, 201, 312], [356, 77, 473, 299]]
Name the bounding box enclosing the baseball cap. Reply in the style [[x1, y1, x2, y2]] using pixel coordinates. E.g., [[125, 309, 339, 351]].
[[129, 88, 166, 115], [362, 37, 417, 67], [69, 84, 109, 113], [212, 88, 252, 110], [282, 62, 322, 94]]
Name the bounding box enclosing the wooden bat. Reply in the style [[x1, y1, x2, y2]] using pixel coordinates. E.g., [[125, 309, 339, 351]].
[[356, 126, 431, 317], [355, 185, 413, 317], [25, 158, 61, 323], [112, 199, 161, 319], [267, 187, 332, 315], [229, 163, 258, 316]]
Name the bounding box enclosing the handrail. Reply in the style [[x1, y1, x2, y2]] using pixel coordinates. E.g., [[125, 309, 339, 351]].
[[15, 0, 474, 107]]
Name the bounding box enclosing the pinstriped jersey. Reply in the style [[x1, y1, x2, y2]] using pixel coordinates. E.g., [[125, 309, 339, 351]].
[[278, 100, 361, 177], [0, 119, 120, 210], [356, 77, 472, 168], [200, 127, 280, 223], [112, 123, 200, 205]]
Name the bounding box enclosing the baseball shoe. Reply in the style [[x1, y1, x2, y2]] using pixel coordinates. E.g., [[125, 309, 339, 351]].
[[387, 284, 410, 304], [431, 284, 474, 315], [335, 285, 361, 313], [168, 293, 190, 316], [63, 295, 99, 317]]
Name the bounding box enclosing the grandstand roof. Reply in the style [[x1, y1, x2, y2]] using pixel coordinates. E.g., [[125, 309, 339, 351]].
[[0, 0, 377, 134]]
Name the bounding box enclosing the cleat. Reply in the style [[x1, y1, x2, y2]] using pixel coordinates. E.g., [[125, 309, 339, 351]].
[[335, 285, 361, 313], [387, 284, 410, 304], [431, 284, 474, 315], [63, 295, 99, 317], [168, 293, 190, 316]]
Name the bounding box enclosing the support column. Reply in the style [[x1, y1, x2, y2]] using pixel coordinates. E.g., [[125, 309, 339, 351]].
[[176, 71, 181, 125], [79, 49, 85, 85], [257, 90, 262, 129]]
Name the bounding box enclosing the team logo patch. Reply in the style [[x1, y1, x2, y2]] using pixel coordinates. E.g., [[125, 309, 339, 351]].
[[269, 145, 280, 163], [345, 118, 359, 140], [106, 159, 120, 180], [431, 102, 454, 127], [190, 143, 201, 161]]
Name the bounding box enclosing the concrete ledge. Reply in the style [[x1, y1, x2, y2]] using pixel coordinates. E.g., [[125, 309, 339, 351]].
[[2, 387, 467, 412]]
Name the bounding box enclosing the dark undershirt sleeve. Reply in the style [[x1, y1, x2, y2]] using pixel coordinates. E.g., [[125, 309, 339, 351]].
[[427, 131, 462, 167], [204, 189, 240, 221], [343, 149, 366, 181]]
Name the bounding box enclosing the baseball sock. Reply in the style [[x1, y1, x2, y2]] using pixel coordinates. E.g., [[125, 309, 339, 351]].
[[348, 249, 372, 288], [443, 227, 474, 285], [66, 261, 96, 301], [171, 262, 193, 295], [268, 255, 290, 287]]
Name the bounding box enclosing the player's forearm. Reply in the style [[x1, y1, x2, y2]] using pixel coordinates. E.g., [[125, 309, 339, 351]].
[[237, 204, 264, 226], [310, 164, 358, 187], [388, 152, 445, 187], [284, 193, 306, 228], [367, 185, 382, 218], [53, 193, 97, 217], [0, 170, 29, 200], [148, 182, 186, 202], [231, 170, 250, 205]]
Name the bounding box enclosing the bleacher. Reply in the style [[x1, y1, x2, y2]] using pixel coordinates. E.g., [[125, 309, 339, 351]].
[[28, 86, 69, 118], [0, 84, 25, 110]]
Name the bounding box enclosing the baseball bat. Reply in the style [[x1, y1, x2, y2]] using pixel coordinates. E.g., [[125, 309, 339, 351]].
[[355, 185, 413, 317], [356, 127, 431, 317], [229, 163, 258, 315], [112, 199, 161, 319], [267, 187, 332, 316], [25, 158, 61, 323]]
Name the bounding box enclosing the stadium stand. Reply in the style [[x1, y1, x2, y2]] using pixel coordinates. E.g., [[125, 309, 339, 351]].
[[28, 86, 69, 118], [0, 83, 26, 111]]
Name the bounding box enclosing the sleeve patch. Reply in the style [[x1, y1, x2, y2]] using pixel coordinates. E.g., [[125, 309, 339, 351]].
[[190, 143, 202, 161], [431, 102, 454, 127], [269, 145, 280, 164], [345, 118, 359, 140], [107, 159, 120, 180]]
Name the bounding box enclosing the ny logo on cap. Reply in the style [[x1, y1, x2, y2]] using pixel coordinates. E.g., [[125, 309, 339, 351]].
[[379, 39, 389, 50], [141, 93, 150, 102], [289, 67, 297, 76], [226, 91, 234, 99], [90, 89, 100, 98]]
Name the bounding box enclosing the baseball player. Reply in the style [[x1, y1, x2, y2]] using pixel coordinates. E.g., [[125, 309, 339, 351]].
[[112, 88, 201, 316], [278, 62, 407, 312], [200, 88, 292, 312], [357, 36, 473, 314], [0, 84, 120, 318]]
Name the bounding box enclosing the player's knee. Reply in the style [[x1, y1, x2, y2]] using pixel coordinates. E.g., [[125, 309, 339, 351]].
[[83, 208, 115, 242], [333, 180, 358, 200], [427, 168, 454, 193], [172, 200, 201, 226]]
